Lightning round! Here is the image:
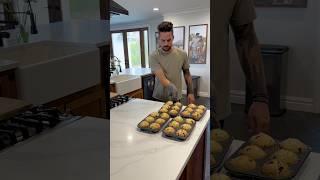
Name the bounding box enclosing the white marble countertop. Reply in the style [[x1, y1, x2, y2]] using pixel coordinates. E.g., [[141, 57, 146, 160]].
[[220, 140, 320, 180], [120, 68, 152, 76], [0, 59, 18, 72], [110, 99, 210, 180]]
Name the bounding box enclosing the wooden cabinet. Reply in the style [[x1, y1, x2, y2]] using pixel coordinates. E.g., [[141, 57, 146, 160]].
[[126, 89, 144, 99], [0, 69, 17, 98], [46, 85, 106, 118]]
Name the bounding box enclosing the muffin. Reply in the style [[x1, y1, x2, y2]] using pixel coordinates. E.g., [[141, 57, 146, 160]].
[[166, 101, 173, 106], [188, 103, 197, 109], [164, 127, 176, 136], [210, 173, 231, 180], [174, 102, 182, 107], [169, 121, 180, 129], [176, 129, 189, 138], [160, 113, 170, 120], [155, 118, 166, 125], [138, 121, 149, 128], [239, 145, 267, 160], [172, 106, 180, 111], [211, 129, 230, 142], [261, 159, 291, 178], [249, 133, 275, 148], [192, 112, 202, 120], [271, 149, 299, 165], [228, 155, 256, 172], [181, 124, 192, 132], [169, 109, 178, 116], [145, 116, 155, 123], [159, 108, 169, 113], [162, 104, 171, 109], [198, 105, 206, 110], [195, 108, 204, 114], [211, 140, 223, 154], [185, 107, 194, 112], [280, 138, 307, 153], [210, 153, 216, 166], [150, 112, 159, 117], [173, 116, 184, 123], [185, 118, 195, 125], [181, 111, 191, 117], [150, 123, 161, 131]]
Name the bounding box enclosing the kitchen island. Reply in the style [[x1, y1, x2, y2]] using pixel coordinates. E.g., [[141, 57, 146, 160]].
[[110, 99, 210, 180]]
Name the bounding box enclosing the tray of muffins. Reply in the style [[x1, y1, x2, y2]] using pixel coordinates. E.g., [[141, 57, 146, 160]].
[[224, 133, 312, 180], [159, 101, 183, 118], [137, 111, 171, 133], [180, 103, 207, 121], [162, 116, 196, 141], [211, 129, 234, 173]]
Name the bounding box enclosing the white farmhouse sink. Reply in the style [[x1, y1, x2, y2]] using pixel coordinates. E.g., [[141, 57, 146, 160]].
[[0, 41, 100, 105], [110, 74, 141, 95]]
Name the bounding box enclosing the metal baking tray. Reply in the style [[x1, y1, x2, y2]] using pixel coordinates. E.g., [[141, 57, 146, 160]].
[[160, 104, 183, 118], [162, 117, 196, 141], [224, 140, 312, 180], [179, 106, 207, 121], [137, 113, 171, 134], [211, 135, 234, 173]]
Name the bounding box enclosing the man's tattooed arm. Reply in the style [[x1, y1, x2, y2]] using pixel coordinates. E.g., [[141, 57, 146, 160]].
[[183, 69, 194, 95]]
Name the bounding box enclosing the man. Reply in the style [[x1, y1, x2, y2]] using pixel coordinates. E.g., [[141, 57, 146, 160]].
[[150, 21, 195, 104], [212, 0, 270, 133]]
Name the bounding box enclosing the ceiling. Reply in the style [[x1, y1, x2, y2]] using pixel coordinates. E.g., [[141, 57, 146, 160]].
[[111, 0, 210, 25]]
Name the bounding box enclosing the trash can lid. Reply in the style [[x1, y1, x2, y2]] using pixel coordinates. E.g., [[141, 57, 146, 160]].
[[261, 44, 289, 54]]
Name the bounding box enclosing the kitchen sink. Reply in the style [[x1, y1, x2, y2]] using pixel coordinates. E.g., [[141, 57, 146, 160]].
[[110, 74, 141, 95], [0, 41, 100, 105]]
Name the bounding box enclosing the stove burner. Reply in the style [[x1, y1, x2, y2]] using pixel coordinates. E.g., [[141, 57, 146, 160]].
[[110, 95, 131, 108]]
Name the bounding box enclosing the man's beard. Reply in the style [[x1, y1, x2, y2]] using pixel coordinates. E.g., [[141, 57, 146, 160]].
[[162, 46, 171, 52]]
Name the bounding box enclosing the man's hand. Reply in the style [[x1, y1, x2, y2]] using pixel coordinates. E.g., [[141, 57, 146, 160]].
[[167, 82, 178, 101], [247, 102, 270, 134], [187, 94, 195, 104]]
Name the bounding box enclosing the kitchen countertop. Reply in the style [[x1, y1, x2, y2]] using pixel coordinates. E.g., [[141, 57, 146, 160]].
[[220, 140, 320, 180], [110, 99, 210, 180], [120, 68, 152, 76], [0, 59, 18, 72], [0, 116, 108, 180]]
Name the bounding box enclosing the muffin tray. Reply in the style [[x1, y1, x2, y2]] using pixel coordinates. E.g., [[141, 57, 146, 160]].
[[224, 140, 312, 180], [180, 106, 207, 121], [162, 117, 196, 141], [211, 135, 234, 173], [137, 113, 171, 134]]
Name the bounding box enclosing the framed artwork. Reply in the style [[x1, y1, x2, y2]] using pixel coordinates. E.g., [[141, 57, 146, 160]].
[[155, 32, 160, 48], [173, 26, 185, 50], [255, 0, 307, 7], [188, 24, 208, 64]]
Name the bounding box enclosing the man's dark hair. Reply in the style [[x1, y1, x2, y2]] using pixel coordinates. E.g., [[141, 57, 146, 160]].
[[158, 21, 173, 34]]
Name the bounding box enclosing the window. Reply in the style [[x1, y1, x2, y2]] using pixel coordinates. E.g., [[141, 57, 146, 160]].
[[111, 28, 149, 70]]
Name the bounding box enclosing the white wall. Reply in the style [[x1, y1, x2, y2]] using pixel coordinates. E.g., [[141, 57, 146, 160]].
[[164, 9, 210, 97], [229, 0, 319, 112]]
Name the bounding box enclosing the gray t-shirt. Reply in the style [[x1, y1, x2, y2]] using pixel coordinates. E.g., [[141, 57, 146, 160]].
[[212, 0, 256, 120], [149, 47, 190, 101]]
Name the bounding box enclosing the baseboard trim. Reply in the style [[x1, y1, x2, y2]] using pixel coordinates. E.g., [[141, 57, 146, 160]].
[[230, 90, 314, 113], [182, 90, 209, 98]]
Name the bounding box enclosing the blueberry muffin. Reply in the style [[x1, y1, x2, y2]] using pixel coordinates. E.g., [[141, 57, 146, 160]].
[[195, 108, 204, 114], [192, 112, 202, 120], [280, 138, 307, 153], [210, 173, 231, 180], [271, 149, 299, 165], [174, 102, 182, 107], [187, 103, 197, 109], [160, 113, 170, 120], [164, 127, 175, 136], [185, 118, 195, 125], [181, 124, 192, 132], [150, 123, 161, 131], [181, 111, 191, 117], [155, 118, 166, 125], [176, 129, 189, 138], [262, 159, 291, 178], [249, 133, 275, 148], [169, 121, 180, 129], [211, 140, 223, 154], [211, 129, 230, 142], [159, 108, 169, 113], [166, 101, 173, 106], [138, 121, 149, 129], [173, 116, 184, 123], [228, 155, 256, 172], [198, 105, 206, 110], [172, 106, 180, 111], [162, 104, 171, 109], [169, 109, 178, 116], [185, 107, 194, 112], [150, 112, 159, 117], [145, 116, 155, 123], [239, 145, 267, 160]]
